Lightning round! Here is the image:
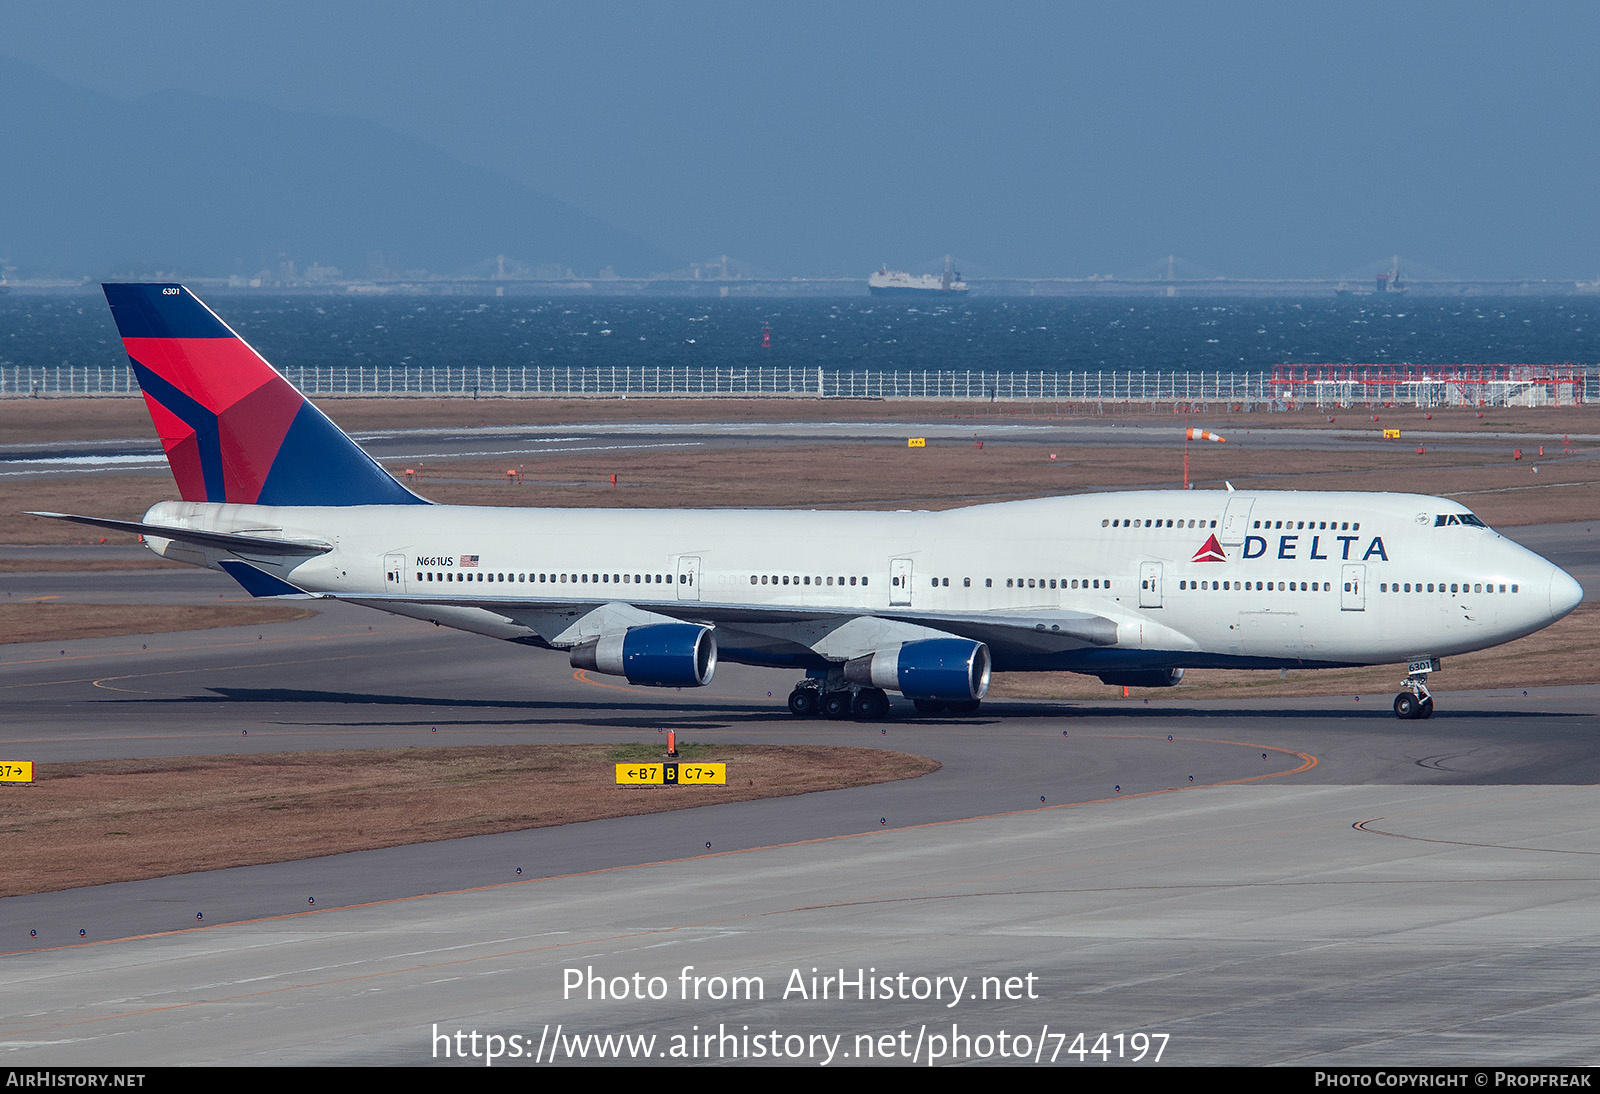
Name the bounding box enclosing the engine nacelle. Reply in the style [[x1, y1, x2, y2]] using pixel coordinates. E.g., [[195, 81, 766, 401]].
[[570, 623, 717, 687], [1095, 668, 1185, 689], [844, 638, 991, 701]]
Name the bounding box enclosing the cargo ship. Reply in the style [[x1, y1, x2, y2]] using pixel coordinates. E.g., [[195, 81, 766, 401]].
[[868, 255, 969, 297], [1336, 255, 1406, 298]]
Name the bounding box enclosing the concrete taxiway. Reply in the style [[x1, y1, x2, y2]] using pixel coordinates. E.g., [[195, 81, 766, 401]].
[[2, 532, 1599, 1065]]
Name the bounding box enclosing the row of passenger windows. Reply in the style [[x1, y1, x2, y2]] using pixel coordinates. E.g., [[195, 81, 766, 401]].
[[1181, 580, 1332, 592], [752, 575, 1120, 590], [399, 570, 1513, 599], [404, 570, 1122, 592], [1094, 518, 1363, 533], [1004, 577, 1112, 589], [888, 577, 1115, 589], [1177, 579, 1520, 594], [1104, 518, 1218, 529], [751, 575, 869, 586], [406, 570, 1516, 598], [1254, 519, 1359, 531], [416, 571, 688, 585]]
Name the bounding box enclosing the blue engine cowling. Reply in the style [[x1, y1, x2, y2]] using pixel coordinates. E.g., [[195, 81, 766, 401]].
[[570, 623, 717, 687], [844, 638, 991, 701]]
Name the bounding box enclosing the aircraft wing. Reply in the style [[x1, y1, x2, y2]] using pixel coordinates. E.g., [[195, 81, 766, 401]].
[[333, 589, 1119, 660]]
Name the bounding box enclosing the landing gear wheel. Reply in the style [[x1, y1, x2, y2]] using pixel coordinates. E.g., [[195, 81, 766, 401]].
[[945, 699, 982, 716], [822, 692, 852, 720], [852, 688, 889, 721], [787, 687, 819, 717], [1396, 660, 1437, 721], [913, 699, 947, 715]]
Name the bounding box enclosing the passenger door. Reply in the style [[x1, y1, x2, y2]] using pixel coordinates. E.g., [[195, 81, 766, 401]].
[[676, 556, 701, 601], [1220, 496, 1255, 547], [1139, 562, 1163, 608], [1341, 564, 1366, 611], [890, 558, 913, 606], [384, 552, 407, 592]]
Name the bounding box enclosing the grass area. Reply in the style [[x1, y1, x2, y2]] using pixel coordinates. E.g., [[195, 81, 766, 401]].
[[11, 417, 1600, 545], [607, 741, 721, 760], [368, 440, 1600, 528], [0, 557, 185, 572], [6, 397, 1600, 532], [0, 602, 313, 644], [5, 395, 1596, 440], [0, 745, 941, 896]]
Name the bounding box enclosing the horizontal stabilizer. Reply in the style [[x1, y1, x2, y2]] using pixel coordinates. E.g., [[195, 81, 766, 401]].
[[27, 512, 333, 556], [217, 560, 315, 598]]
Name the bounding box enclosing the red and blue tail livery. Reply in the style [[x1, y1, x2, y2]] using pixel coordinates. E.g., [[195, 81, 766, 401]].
[[103, 284, 424, 507]]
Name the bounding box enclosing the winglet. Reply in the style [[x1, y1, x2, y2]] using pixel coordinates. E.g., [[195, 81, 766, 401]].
[[103, 284, 426, 507]]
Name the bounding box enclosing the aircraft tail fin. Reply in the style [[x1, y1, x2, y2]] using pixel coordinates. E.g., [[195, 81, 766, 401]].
[[102, 284, 425, 506]]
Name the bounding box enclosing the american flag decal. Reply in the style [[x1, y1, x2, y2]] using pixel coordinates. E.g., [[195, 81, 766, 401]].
[[1191, 535, 1226, 563], [460, 554, 480, 568]]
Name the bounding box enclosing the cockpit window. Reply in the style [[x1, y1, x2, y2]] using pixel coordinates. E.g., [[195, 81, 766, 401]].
[[1435, 513, 1488, 528]]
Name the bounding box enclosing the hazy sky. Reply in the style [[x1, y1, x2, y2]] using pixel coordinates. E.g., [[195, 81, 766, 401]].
[[7, 2, 1598, 279]]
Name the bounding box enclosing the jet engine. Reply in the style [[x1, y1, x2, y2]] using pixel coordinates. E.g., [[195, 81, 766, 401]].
[[1094, 668, 1185, 688], [569, 623, 717, 687], [844, 638, 991, 701]]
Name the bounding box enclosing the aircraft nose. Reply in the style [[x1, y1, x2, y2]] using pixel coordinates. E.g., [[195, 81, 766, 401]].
[[1549, 567, 1583, 621]]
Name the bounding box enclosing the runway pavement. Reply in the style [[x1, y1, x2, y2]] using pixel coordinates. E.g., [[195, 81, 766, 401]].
[[3, 539, 1600, 1065]]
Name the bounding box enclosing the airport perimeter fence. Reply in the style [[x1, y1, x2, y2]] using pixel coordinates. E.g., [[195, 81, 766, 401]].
[[1, 363, 1593, 407]]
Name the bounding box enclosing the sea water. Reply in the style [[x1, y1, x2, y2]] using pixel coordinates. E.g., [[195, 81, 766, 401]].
[[1, 293, 1593, 376]]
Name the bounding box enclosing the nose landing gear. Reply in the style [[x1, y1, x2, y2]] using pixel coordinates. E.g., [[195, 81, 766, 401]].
[[1394, 658, 1439, 719]]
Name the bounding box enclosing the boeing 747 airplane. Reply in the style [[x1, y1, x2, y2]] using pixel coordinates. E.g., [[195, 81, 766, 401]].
[[33, 285, 1584, 721]]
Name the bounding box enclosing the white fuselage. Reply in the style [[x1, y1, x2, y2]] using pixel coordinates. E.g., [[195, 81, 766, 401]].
[[139, 489, 1581, 676]]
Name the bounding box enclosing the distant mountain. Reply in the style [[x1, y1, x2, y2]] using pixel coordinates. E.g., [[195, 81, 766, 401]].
[[0, 57, 680, 279]]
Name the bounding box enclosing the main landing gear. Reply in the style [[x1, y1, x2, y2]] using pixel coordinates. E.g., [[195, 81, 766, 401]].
[[785, 675, 983, 721], [1393, 662, 1436, 720], [787, 677, 889, 721]]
